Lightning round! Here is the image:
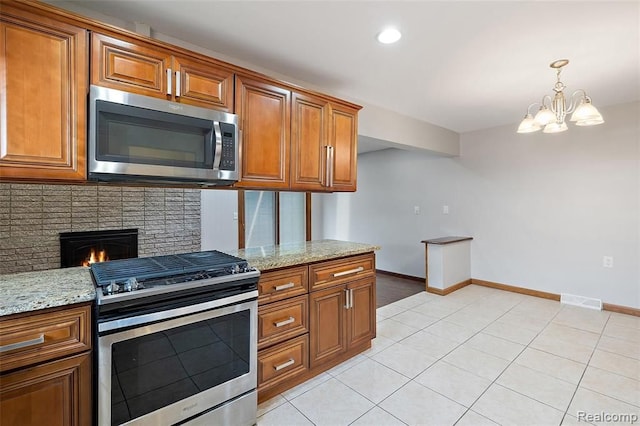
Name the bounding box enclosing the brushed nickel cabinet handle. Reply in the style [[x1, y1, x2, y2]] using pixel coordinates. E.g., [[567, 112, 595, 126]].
[[344, 288, 350, 309], [0, 334, 44, 353], [166, 68, 172, 96], [333, 266, 364, 278], [324, 145, 331, 187], [175, 71, 181, 96], [329, 146, 335, 187], [274, 359, 295, 371], [274, 282, 295, 291], [274, 317, 295, 328]]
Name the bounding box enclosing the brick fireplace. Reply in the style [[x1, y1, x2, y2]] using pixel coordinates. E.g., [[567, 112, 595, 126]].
[[0, 184, 201, 274], [59, 229, 138, 268]]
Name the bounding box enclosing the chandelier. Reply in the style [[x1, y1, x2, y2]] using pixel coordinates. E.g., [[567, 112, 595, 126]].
[[517, 59, 604, 134]]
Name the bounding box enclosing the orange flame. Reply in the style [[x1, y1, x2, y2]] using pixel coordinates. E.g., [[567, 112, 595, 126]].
[[82, 248, 109, 267]]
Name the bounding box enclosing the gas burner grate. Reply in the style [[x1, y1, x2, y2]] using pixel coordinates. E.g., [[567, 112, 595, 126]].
[[90, 250, 246, 286]]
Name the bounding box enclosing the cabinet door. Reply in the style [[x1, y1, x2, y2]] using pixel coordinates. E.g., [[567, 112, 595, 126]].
[[173, 55, 234, 111], [290, 92, 329, 191], [235, 75, 290, 188], [328, 104, 358, 191], [92, 32, 171, 98], [0, 9, 87, 181], [347, 277, 376, 348], [0, 352, 91, 426], [309, 286, 347, 368]]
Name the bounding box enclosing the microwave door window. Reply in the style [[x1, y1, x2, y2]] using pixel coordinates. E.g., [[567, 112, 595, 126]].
[[96, 100, 214, 169]]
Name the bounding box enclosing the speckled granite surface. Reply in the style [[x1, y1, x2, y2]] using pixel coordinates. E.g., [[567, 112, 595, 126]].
[[0, 240, 378, 317], [227, 239, 380, 271], [0, 267, 95, 317]]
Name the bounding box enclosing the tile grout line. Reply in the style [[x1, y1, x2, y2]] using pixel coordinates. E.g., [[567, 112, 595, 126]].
[[371, 291, 526, 424], [450, 295, 553, 425], [559, 309, 612, 425], [257, 289, 638, 425]]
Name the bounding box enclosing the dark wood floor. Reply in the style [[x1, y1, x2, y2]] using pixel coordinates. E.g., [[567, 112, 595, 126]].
[[376, 272, 425, 308]]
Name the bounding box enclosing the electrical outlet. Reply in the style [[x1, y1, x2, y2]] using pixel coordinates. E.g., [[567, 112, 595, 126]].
[[603, 256, 614, 268], [414, 206, 420, 215], [443, 205, 449, 214], [233, 212, 238, 221]]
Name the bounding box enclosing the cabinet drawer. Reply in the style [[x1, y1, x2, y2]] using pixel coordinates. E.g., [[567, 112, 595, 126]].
[[258, 295, 308, 350], [258, 266, 308, 304], [258, 334, 308, 392], [0, 303, 91, 373], [310, 253, 375, 291]]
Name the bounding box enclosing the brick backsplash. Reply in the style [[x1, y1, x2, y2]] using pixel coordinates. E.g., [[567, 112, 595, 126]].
[[0, 183, 201, 275]]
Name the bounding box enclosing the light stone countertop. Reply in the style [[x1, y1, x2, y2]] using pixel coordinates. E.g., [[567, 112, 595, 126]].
[[227, 239, 380, 271], [0, 240, 379, 317], [0, 267, 96, 317]]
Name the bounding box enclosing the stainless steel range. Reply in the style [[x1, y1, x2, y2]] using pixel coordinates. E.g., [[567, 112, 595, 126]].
[[91, 250, 260, 426]]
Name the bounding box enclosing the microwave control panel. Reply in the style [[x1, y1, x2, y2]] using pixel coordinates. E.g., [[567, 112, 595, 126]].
[[219, 123, 236, 171]]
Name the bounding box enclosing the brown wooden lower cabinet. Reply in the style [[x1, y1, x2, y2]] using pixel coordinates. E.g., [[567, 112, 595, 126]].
[[258, 334, 309, 394], [309, 285, 347, 367], [0, 352, 91, 426], [309, 276, 375, 368], [258, 294, 308, 350], [0, 303, 92, 426], [346, 277, 376, 349], [256, 253, 376, 403]]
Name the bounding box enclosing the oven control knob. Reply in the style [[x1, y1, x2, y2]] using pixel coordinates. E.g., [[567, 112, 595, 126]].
[[105, 281, 120, 294], [124, 278, 139, 292]]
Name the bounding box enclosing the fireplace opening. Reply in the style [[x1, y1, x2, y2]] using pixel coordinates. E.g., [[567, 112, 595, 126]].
[[59, 229, 138, 268]]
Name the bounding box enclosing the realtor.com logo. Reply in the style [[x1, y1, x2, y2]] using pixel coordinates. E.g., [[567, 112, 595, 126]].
[[576, 411, 639, 424]]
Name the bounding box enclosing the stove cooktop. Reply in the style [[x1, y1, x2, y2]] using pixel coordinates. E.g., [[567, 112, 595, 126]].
[[91, 250, 249, 286], [90, 250, 258, 303]]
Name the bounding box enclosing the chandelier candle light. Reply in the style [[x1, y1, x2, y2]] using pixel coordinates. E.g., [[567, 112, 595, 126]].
[[517, 59, 604, 134]]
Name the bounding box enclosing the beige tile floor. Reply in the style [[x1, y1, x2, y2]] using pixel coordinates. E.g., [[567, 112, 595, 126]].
[[256, 285, 640, 426]]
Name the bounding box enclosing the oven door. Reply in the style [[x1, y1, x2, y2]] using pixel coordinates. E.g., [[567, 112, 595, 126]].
[[97, 295, 257, 426]]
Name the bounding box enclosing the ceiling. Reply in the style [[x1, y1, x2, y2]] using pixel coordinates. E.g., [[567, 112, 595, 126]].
[[51, 1, 639, 136]]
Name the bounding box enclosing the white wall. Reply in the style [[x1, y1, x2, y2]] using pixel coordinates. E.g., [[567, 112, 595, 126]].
[[358, 105, 459, 156], [201, 189, 238, 252], [319, 102, 640, 309]]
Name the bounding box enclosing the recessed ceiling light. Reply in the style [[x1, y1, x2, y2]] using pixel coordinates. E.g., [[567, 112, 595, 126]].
[[377, 28, 401, 44]]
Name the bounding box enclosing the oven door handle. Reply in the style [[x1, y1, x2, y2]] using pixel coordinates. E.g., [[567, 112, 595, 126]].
[[98, 290, 258, 333]]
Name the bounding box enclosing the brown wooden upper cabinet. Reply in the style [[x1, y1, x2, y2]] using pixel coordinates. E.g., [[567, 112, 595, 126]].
[[91, 32, 234, 112], [236, 77, 360, 192], [328, 103, 359, 192], [235, 74, 291, 189], [291, 92, 359, 192], [0, 5, 88, 181]]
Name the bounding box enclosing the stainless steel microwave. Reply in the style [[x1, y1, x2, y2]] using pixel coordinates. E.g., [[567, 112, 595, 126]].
[[89, 85, 239, 185]]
